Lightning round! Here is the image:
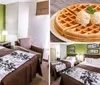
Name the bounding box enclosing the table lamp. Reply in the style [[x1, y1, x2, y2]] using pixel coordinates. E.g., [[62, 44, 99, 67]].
[[76, 54, 84, 62], [2, 30, 8, 42]]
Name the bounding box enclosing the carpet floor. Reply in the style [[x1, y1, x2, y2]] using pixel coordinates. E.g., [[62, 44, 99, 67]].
[[51, 76, 61, 85], [30, 61, 49, 85]]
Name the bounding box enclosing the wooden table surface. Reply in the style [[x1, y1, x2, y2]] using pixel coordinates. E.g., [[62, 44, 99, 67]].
[[50, 0, 100, 42]]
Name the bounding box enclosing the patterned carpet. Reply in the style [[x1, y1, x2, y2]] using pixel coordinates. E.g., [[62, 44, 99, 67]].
[[30, 61, 49, 85]]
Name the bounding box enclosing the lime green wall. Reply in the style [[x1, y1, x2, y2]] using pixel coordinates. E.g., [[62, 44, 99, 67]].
[[0, 4, 5, 42], [67, 44, 100, 55]]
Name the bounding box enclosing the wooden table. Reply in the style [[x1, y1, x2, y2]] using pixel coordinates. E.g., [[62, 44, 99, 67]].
[[50, 0, 100, 42]]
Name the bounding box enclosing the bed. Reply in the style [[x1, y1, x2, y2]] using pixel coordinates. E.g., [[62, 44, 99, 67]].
[[60, 54, 77, 67], [0, 46, 42, 85], [60, 54, 100, 85], [51, 55, 76, 80]]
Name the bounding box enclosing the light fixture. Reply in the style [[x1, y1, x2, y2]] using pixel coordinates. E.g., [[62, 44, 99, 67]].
[[2, 30, 8, 42], [2, 30, 8, 36], [76, 54, 84, 62]]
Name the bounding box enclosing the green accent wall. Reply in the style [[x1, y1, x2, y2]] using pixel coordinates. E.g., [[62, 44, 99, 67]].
[[0, 4, 5, 42], [67, 44, 100, 55]]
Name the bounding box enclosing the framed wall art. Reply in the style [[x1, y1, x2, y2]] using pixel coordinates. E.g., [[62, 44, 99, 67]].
[[87, 49, 99, 54], [36, 1, 49, 15]]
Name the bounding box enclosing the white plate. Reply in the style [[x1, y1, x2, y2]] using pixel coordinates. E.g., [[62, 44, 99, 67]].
[[50, 12, 74, 42], [50, 13, 97, 43]]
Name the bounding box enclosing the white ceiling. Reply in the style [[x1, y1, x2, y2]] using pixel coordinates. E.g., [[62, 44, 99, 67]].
[[0, 0, 35, 4]]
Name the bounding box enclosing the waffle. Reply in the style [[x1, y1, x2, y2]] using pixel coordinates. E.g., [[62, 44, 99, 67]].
[[54, 8, 79, 35], [54, 4, 100, 42]]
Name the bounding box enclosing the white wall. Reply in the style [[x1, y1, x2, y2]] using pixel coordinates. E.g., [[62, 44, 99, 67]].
[[6, 2, 30, 41], [60, 44, 67, 59], [28, 1, 49, 48], [18, 2, 29, 38], [28, 1, 49, 60], [6, 3, 18, 41], [6, 1, 49, 60], [6, 1, 49, 48]]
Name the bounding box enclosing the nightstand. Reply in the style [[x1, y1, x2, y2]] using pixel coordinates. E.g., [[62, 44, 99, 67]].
[[0, 42, 11, 49]]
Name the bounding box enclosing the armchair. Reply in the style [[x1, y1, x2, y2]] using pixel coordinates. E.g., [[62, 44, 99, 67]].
[[15, 38, 44, 64]]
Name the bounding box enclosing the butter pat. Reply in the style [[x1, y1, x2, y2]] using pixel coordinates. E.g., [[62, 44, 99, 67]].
[[76, 10, 90, 26], [91, 12, 100, 24]]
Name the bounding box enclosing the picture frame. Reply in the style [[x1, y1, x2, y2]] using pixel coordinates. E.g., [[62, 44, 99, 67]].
[[87, 44, 99, 48], [69, 46, 75, 54], [87, 49, 99, 54], [36, 1, 49, 15], [69, 50, 75, 54], [69, 46, 75, 51]]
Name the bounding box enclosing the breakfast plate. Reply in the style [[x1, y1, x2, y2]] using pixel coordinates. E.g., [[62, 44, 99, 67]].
[[50, 12, 74, 42], [51, 4, 100, 42]]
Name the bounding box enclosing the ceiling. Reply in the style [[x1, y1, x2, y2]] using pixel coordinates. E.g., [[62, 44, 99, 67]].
[[0, 0, 35, 4]]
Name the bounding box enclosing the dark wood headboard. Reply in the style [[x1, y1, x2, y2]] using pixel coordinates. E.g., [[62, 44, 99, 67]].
[[67, 54, 77, 56], [85, 54, 100, 58]]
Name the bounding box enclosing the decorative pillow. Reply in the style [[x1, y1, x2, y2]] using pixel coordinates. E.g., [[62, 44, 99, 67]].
[[19, 38, 32, 49], [85, 58, 92, 64]]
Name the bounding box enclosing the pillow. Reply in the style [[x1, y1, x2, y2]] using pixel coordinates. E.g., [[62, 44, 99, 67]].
[[65, 57, 76, 67], [85, 58, 100, 65], [85, 58, 92, 64], [91, 58, 100, 65], [66, 57, 76, 62], [19, 38, 32, 49]]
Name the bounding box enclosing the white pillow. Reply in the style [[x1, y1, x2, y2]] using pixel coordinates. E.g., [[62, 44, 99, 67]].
[[85, 58, 100, 66], [66, 57, 76, 62], [85, 58, 92, 64], [91, 58, 100, 66]]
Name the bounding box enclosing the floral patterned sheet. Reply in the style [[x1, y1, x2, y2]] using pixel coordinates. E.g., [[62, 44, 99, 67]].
[[63, 67, 100, 85], [0, 50, 35, 81]]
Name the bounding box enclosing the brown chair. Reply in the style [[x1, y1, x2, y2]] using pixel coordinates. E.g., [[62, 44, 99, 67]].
[[15, 38, 44, 64]]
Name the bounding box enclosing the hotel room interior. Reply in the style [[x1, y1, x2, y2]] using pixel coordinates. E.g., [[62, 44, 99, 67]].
[[0, 0, 49, 85], [50, 43, 100, 85]]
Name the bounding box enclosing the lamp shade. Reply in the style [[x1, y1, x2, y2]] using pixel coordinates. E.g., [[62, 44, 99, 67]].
[[2, 30, 8, 35], [76, 54, 84, 62]]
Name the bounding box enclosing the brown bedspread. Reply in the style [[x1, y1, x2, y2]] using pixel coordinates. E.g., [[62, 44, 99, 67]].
[[0, 49, 42, 85], [60, 64, 100, 85], [0, 48, 13, 57]]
